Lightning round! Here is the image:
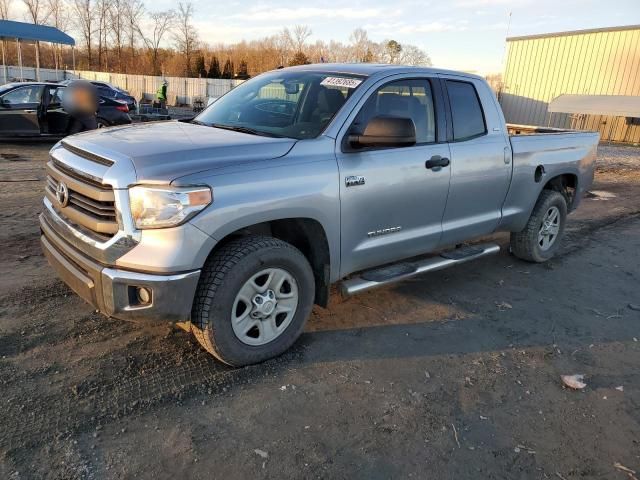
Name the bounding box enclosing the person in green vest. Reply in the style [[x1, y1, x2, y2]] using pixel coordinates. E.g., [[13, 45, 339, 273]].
[[156, 80, 168, 109]]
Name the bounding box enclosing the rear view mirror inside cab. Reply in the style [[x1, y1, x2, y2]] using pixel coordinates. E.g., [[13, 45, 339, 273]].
[[284, 82, 300, 95]]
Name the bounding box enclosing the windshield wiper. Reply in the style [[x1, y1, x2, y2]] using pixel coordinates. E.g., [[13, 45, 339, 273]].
[[210, 123, 285, 138]]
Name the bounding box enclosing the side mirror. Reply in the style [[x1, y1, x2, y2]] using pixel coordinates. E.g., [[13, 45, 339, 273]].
[[349, 116, 416, 149]]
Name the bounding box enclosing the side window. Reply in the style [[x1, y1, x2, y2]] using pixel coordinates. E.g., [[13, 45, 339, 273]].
[[353, 79, 436, 144], [446, 80, 486, 141], [97, 86, 114, 98], [1, 86, 43, 105]]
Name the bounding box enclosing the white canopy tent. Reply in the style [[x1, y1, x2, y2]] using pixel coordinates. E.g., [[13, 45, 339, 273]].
[[548, 94, 640, 117], [547, 94, 640, 141]]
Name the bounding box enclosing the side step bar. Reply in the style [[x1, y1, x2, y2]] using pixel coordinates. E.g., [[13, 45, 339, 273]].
[[340, 243, 500, 296]]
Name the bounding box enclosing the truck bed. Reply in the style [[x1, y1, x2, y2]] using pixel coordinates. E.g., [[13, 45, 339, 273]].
[[507, 123, 594, 136], [498, 125, 600, 233]]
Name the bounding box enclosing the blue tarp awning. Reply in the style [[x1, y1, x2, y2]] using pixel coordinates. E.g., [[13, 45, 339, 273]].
[[0, 19, 75, 46]]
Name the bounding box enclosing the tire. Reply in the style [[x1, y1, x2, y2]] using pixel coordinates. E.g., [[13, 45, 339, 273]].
[[191, 235, 315, 366], [96, 117, 109, 128], [510, 190, 568, 263]]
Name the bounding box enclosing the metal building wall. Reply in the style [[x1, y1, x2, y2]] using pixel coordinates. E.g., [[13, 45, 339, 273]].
[[500, 26, 640, 143]]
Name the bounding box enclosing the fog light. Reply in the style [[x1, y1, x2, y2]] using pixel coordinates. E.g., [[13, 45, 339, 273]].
[[136, 286, 152, 304]]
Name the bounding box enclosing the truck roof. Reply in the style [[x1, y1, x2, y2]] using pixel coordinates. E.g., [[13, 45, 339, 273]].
[[279, 63, 484, 80]]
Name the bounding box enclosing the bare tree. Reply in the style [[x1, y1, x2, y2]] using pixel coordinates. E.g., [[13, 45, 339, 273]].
[[22, 0, 50, 77], [124, 0, 143, 69], [173, 1, 198, 76], [398, 44, 431, 66], [47, 0, 68, 70], [291, 24, 311, 53], [22, 0, 48, 23], [73, 0, 95, 67], [349, 28, 371, 62], [139, 10, 174, 75], [0, 0, 11, 19], [95, 0, 111, 69], [109, 0, 127, 70], [274, 28, 292, 66]]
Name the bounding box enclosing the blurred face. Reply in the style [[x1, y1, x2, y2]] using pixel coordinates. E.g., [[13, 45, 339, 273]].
[[66, 82, 98, 114], [73, 87, 92, 107]]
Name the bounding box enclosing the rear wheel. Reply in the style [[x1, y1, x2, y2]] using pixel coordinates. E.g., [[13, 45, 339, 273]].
[[191, 236, 315, 366], [510, 190, 568, 262], [96, 117, 109, 128]]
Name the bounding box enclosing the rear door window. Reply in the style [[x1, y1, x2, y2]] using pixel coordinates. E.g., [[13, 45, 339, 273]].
[[446, 80, 486, 141]]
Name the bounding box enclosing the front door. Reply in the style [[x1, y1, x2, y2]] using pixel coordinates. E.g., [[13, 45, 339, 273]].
[[0, 85, 43, 136], [336, 78, 451, 277]]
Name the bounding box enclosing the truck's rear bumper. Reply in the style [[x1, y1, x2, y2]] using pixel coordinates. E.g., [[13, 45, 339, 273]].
[[40, 212, 200, 322]]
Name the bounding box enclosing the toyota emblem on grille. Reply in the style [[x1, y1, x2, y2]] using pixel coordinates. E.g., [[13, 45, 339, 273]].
[[55, 181, 69, 208]]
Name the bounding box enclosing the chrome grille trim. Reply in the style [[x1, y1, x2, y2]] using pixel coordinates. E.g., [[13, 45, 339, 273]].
[[61, 140, 114, 167], [52, 157, 109, 189], [41, 198, 140, 264], [68, 192, 117, 217], [46, 159, 118, 236]]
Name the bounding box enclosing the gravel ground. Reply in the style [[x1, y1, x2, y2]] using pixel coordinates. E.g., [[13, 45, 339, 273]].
[[0, 141, 639, 479], [596, 144, 640, 174]]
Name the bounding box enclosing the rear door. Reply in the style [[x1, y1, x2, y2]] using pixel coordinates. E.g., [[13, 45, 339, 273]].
[[438, 76, 511, 246], [0, 85, 43, 136], [336, 76, 451, 276]]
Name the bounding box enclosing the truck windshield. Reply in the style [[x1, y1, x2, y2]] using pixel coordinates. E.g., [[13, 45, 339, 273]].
[[194, 71, 365, 140]]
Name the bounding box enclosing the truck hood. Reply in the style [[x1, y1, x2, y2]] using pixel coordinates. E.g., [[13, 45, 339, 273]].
[[64, 121, 297, 183]]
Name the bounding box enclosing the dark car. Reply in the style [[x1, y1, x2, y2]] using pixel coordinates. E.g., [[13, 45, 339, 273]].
[[59, 80, 137, 112], [0, 82, 131, 139]]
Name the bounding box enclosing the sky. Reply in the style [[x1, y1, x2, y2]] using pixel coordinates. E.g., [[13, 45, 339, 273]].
[[9, 0, 640, 75], [180, 0, 640, 74]]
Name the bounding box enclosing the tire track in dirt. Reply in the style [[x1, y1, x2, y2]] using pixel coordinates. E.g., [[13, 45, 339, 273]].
[[2, 202, 639, 459], [0, 328, 299, 459]]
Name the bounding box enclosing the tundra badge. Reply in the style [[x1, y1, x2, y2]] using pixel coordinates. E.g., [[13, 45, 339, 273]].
[[345, 175, 365, 187]]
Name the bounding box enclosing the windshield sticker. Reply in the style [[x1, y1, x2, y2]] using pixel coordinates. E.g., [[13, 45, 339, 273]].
[[320, 77, 362, 89]]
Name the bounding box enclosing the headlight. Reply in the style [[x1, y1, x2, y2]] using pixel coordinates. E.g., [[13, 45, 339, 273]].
[[129, 185, 212, 229]]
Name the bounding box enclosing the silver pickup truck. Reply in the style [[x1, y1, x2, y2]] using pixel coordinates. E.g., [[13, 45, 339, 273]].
[[41, 64, 599, 366]]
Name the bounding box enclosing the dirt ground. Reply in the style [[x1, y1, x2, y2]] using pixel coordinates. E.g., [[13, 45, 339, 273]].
[[1, 141, 639, 480]]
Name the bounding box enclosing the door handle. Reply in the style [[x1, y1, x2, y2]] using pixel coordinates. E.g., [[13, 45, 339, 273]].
[[425, 155, 450, 169], [24, 110, 37, 113]]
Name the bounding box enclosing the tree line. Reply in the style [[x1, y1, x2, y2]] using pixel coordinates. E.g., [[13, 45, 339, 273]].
[[1, 0, 432, 78]]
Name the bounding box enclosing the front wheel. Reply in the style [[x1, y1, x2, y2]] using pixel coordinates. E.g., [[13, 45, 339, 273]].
[[510, 190, 568, 262], [191, 236, 315, 366]]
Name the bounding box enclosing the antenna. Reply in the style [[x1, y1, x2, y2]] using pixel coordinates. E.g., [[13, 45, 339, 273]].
[[501, 11, 513, 70]]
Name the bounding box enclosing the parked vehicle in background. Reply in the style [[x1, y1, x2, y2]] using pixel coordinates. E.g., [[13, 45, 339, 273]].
[[40, 64, 598, 367], [0, 82, 131, 139], [59, 80, 137, 113]]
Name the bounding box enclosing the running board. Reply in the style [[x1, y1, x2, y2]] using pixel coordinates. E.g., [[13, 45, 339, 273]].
[[340, 243, 500, 296]]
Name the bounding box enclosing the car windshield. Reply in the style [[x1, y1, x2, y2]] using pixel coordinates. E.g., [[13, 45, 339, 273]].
[[194, 70, 365, 140]]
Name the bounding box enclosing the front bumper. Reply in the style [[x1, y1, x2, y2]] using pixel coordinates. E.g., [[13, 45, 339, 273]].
[[40, 211, 200, 322]]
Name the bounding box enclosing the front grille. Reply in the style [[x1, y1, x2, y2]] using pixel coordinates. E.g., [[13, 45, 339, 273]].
[[45, 160, 119, 238]]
